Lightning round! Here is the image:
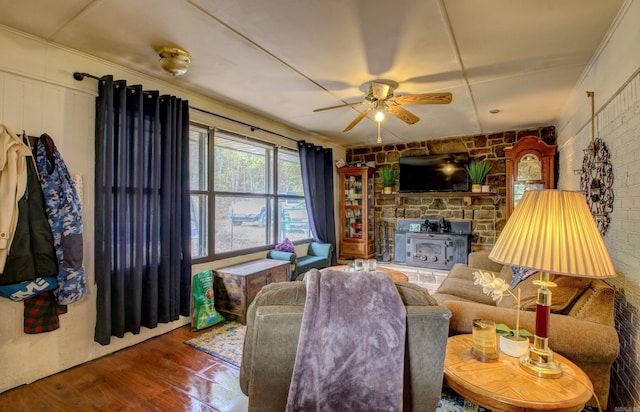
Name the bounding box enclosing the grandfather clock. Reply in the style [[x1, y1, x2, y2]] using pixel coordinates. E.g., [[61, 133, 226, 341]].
[[505, 136, 557, 217]]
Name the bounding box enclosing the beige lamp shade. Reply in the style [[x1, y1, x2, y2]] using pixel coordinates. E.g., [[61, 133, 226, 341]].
[[489, 189, 615, 278]]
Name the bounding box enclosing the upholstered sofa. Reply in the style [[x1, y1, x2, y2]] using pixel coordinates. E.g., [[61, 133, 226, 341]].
[[240, 279, 451, 411], [266, 241, 333, 280], [432, 252, 619, 408]]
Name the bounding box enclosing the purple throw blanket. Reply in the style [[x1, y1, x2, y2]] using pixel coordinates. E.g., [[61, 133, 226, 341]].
[[286, 269, 407, 411]]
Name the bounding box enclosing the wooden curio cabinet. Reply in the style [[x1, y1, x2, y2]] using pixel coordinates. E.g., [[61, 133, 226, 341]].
[[505, 136, 557, 217], [338, 166, 375, 260]]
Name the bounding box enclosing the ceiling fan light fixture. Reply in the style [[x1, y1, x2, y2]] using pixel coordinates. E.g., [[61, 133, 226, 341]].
[[314, 79, 452, 132], [158, 47, 191, 76]]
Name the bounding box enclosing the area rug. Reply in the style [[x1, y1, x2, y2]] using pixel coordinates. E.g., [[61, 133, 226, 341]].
[[439, 385, 488, 411], [185, 321, 246, 367]]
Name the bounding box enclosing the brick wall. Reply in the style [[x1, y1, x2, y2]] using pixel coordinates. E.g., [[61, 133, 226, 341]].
[[596, 72, 640, 408], [346, 127, 556, 254]]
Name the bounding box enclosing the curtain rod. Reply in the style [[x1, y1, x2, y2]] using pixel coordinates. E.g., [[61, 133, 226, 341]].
[[72, 71, 300, 144], [73, 72, 104, 81], [189, 106, 299, 144]]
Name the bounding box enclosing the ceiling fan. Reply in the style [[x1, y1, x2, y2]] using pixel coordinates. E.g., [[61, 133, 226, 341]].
[[314, 79, 452, 132]]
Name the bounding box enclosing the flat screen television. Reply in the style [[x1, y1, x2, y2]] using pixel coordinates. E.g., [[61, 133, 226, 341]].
[[399, 153, 470, 192]]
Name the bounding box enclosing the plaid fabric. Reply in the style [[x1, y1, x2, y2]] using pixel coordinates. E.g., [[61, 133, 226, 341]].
[[23, 290, 59, 334]]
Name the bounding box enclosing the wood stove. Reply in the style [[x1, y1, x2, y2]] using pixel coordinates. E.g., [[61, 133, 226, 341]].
[[394, 218, 472, 270]]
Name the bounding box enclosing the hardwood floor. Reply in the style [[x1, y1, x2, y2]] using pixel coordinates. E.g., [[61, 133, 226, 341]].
[[0, 325, 247, 411]]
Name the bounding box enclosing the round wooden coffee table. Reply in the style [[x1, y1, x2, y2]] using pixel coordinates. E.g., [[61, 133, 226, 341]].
[[444, 335, 593, 411], [324, 265, 409, 282]]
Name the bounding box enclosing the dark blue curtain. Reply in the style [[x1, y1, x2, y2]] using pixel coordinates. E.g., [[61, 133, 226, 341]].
[[298, 141, 337, 265], [94, 76, 191, 345]]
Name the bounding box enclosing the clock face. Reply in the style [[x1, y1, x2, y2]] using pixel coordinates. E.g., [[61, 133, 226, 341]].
[[517, 154, 542, 181]]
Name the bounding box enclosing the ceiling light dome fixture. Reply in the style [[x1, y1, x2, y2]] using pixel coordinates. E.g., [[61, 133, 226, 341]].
[[158, 47, 192, 76]]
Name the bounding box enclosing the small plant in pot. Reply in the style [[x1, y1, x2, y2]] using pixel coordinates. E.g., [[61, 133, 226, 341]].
[[495, 324, 533, 357], [473, 270, 532, 357], [465, 159, 491, 193], [378, 166, 397, 194]]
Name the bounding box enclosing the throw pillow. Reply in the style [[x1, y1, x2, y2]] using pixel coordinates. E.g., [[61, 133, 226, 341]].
[[275, 237, 295, 253], [436, 276, 497, 306], [510, 266, 537, 289], [497, 274, 591, 313], [395, 282, 439, 306]]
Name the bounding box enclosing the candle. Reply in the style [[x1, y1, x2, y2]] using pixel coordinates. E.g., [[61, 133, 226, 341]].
[[472, 319, 498, 360]]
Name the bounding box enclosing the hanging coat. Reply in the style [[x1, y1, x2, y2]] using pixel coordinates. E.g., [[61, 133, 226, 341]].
[[34, 134, 86, 304], [0, 154, 58, 284], [0, 124, 32, 272]]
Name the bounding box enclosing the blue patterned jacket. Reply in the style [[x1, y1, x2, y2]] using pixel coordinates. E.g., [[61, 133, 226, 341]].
[[34, 134, 86, 305]]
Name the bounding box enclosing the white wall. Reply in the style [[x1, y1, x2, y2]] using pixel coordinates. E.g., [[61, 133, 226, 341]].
[[556, 0, 640, 275], [555, 0, 639, 188], [555, 0, 640, 405], [0, 26, 343, 392]]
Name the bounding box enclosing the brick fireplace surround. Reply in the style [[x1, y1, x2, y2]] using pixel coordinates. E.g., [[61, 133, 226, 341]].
[[346, 126, 556, 254]]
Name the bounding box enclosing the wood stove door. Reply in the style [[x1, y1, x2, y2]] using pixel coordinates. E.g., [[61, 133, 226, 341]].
[[408, 235, 451, 269]]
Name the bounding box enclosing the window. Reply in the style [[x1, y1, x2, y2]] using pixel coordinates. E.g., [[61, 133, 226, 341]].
[[189, 124, 309, 261], [189, 125, 209, 259]]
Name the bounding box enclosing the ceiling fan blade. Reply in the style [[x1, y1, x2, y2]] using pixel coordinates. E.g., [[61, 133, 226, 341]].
[[371, 82, 391, 100], [313, 101, 366, 112], [394, 92, 452, 105], [387, 105, 420, 125], [344, 108, 372, 132]]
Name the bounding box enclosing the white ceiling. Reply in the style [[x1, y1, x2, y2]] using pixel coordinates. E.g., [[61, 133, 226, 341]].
[[0, 0, 625, 147]]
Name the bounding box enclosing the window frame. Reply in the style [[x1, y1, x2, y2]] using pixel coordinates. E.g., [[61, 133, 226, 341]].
[[189, 122, 309, 263]]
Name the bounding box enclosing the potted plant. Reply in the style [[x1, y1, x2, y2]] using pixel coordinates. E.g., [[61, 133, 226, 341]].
[[465, 159, 491, 193], [378, 166, 397, 194], [473, 270, 531, 357]]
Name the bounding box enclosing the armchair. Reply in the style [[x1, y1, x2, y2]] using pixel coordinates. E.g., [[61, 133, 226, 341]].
[[266, 241, 333, 281], [240, 280, 451, 411]]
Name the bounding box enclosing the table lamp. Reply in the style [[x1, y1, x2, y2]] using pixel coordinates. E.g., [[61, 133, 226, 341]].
[[489, 190, 616, 378]]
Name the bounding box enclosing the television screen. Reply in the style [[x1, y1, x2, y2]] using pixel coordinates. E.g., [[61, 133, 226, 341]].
[[399, 153, 470, 192]]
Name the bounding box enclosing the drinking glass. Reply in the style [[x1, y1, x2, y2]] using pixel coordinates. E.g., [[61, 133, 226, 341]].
[[366, 259, 377, 272], [354, 259, 364, 271]]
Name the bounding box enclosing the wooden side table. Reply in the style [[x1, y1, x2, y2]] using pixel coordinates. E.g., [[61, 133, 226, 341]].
[[444, 334, 593, 412], [214, 259, 290, 324]]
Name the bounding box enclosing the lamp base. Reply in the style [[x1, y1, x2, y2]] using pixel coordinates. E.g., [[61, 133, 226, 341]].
[[519, 345, 563, 378], [518, 272, 563, 378]]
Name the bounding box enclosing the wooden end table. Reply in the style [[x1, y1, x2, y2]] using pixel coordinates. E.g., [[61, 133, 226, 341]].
[[444, 334, 593, 412]]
